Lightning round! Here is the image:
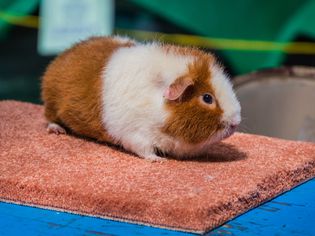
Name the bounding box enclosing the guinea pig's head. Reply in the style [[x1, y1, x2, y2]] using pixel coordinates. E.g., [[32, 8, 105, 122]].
[[162, 54, 241, 146]]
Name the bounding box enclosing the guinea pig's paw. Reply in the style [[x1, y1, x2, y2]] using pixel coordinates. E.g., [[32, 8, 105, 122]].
[[144, 154, 166, 162], [47, 123, 66, 135], [145, 155, 166, 162]]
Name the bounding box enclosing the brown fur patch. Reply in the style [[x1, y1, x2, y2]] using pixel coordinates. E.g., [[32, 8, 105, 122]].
[[41, 36, 135, 142], [162, 47, 223, 144]]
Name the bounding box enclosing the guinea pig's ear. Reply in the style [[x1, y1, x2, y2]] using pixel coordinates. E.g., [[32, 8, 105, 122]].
[[163, 76, 194, 101]]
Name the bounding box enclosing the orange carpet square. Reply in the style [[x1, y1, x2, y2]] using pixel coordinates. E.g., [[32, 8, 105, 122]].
[[0, 101, 314, 233]]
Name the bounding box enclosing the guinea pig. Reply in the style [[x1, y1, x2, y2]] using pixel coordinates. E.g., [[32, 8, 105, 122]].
[[41, 35, 241, 161]]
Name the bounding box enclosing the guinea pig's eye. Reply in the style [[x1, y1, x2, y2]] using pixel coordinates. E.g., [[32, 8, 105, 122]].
[[202, 93, 213, 104]]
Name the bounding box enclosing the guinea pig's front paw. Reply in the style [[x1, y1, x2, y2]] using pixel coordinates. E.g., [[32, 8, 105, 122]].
[[135, 150, 166, 162], [47, 122, 66, 135], [123, 140, 166, 162], [143, 153, 166, 162]]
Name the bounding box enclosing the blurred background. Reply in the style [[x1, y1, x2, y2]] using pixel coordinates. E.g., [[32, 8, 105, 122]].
[[1, 0, 315, 141]]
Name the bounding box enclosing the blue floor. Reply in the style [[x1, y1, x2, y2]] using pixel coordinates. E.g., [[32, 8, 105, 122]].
[[1, 178, 314, 236]]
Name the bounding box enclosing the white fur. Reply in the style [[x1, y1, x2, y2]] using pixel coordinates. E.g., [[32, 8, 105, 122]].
[[112, 35, 137, 44], [210, 64, 241, 125], [102, 42, 194, 160], [47, 122, 66, 134], [101, 39, 241, 160]]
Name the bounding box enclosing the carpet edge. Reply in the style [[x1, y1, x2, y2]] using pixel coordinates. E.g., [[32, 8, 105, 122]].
[[0, 197, 204, 235], [202, 160, 315, 233]]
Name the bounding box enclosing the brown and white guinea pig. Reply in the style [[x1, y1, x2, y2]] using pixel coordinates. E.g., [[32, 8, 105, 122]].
[[41, 35, 241, 161]]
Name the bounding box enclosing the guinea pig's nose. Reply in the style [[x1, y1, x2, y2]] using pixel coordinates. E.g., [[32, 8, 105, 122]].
[[229, 113, 241, 129]]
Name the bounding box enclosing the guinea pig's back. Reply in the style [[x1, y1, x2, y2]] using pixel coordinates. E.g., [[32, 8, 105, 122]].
[[41, 36, 135, 141]]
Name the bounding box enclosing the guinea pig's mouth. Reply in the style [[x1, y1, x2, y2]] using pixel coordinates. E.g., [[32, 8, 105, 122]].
[[222, 124, 238, 139], [211, 123, 238, 142]]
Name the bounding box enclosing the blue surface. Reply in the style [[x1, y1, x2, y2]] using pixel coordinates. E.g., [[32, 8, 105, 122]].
[[0, 178, 314, 236], [209, 178, 315, 236]]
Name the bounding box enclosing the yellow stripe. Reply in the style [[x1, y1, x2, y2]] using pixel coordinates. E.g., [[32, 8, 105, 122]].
[[0, 12, 38, 28], [117, 29, 315, 54], [1, 12, 315, 54]]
